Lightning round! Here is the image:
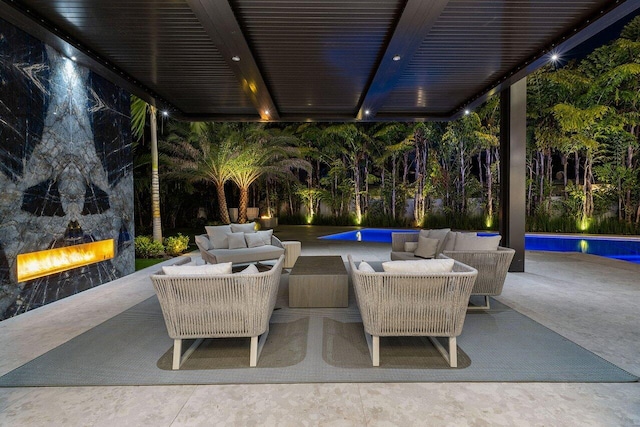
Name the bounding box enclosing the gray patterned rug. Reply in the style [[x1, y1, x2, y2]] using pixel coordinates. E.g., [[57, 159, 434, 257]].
[[0, 266, 636, 386]]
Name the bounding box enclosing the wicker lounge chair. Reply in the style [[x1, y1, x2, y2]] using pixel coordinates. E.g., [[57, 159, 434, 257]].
[[151, 255, 284, 369], [391, 232, 515, 309], [348, 255, 477, 367]]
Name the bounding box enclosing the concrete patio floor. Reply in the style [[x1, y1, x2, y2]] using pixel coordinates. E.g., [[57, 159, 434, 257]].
[[0, 225, 638, 426]]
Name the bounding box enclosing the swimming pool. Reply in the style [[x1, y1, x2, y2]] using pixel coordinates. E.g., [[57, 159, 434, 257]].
[[319, 229, 640, 264]]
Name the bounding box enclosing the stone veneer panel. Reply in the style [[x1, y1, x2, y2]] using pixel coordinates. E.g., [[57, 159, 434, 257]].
[[0, 18, 134, 320]]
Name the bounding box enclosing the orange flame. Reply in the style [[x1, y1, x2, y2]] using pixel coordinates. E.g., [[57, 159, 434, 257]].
[[17, 239, 115, 282]]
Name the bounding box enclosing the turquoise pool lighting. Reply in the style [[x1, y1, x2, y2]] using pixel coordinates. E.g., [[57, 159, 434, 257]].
[[319, 229, 640, 264]]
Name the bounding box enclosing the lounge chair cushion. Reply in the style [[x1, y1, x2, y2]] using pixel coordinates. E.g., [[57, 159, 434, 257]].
[[382, 258, 455, 273], [236, 264, 260, 274], [358, 261, 375, 272], [205, 225, 232, 249], [230, 222, 257, 233], [404, 241, 418, 252], [228, 232, 248, 249], [414, 236, 439, 259], [162, 262, 232, 276], [421, 228, 451, 254], [442, 231, 477, 251], [454, 234, 501, 251]]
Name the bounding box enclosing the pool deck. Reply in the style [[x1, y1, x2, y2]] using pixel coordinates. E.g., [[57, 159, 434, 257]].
[[0, 225, 639, 426]]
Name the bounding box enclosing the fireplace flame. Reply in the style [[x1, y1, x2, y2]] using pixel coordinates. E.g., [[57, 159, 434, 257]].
[[17, 239, 115, 282]]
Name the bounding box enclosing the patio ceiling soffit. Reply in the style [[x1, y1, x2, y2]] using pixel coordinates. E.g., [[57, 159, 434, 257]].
[[186, 0, 279, 121]]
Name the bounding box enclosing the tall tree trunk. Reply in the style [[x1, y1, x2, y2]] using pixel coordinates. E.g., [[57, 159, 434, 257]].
[[486, 148, 493, 219], [215, 182, 231, 224], [149, 106, 163, 243], [391, 154, 397, 219], [574, 151, 580, 187], [238, 186, 249, 223], [561, 153, 568, 199]]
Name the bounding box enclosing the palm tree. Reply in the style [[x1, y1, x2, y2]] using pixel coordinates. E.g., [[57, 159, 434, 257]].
[[131, 96, 162, 243], [163, 122, 236, 224], [231, 126, 310, 223]]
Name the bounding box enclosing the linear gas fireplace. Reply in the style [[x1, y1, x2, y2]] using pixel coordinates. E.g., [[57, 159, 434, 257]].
[[16, 239, 115, 282]]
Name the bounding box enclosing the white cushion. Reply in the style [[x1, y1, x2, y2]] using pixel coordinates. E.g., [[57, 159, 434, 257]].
[[227, 232, 248, 249], [230, 222, 257, 233], [194, 234, 213, 250], [442, 231, 477, 252], [236, 264, 259, 275], [205, 225, 232, 249], [256, 229, 273, 245], [414, 236, 439, 259], [404, 241, 418, 252], [382, 259, 455, 274], [453, 234, 501, 251], [162, 262, 232, 276], [358, 261, 375, 272], [245, 232, 265, 248]]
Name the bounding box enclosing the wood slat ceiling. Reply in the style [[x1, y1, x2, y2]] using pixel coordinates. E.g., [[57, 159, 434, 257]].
[[1, 0, 638, 121]]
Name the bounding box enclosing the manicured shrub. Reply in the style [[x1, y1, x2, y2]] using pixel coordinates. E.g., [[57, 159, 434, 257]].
[[164, 233, 190, 256], [134, 235, 165, 258]]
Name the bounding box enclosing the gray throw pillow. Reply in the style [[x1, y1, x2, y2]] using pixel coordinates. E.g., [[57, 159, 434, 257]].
[[256, 229, 273, 245], [227, 232, 248, 249], [205, 225, 232, 249], [414, 236, 439, 259], [454, 234, 501, 251], [245, 232, 265, 248]]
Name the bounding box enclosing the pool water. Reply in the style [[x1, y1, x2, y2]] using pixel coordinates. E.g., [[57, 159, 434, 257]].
[[319, 229, 640, 264]]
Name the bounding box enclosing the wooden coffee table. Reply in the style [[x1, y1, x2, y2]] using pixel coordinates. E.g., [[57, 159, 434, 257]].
[[289, 255, 348, 308]]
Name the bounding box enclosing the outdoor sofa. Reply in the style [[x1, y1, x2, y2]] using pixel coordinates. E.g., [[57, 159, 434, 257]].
[[348, 255, 477, 367], [151, 255, 285, 369], [391, 229, 515, 309], [194, 222, 285, 265]]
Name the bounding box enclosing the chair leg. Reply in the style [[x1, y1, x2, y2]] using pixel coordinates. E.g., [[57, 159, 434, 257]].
[[468, 295, 491, 310], [429, 336, 458, 368], [250, 325, 270, 367], [365, 333, 380, 366], [449, 337, 457, 368], [172, 339, 182, 370]]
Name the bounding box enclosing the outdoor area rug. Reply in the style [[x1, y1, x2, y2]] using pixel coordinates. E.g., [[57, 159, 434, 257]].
[[0, 266, 636, 386]]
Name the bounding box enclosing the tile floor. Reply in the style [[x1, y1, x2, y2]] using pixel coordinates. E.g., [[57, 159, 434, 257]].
[[0, 225, 638, 426]]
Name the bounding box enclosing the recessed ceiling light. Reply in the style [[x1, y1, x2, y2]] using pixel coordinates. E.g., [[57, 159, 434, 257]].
[[550, 53, 559, 62], [365, 110, 370, 115], [232, 56, 240, 62], [162, 111, 169, 117], [392, 55, 401, 61], [70, 55, 77, 61], [264, 110, 269, 115], [464, 109, 470, 115]]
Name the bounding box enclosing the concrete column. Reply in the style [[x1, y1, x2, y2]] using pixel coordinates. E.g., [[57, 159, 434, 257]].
[[499, 77, 526, 272]]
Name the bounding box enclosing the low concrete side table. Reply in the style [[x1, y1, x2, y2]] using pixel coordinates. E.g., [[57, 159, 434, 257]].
[[289, 255, 348, 308], [281, 241, 301, 269]]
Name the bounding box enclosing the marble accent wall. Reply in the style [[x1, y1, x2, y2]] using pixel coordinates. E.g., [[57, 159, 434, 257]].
[[0, 18, 134, 320]]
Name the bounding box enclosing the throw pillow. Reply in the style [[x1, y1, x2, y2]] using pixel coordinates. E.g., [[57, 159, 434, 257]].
[[442, 231, 477, 252], [236, 264, 260, 275], [205, 225, 232, 249], [414, 236, 439, 259], [358, 261, 375, 272], [227, 232, 248, 249], [162, 262, 232, 275], [453, 234, 501, 251], [194, 234, 212, 250], [230, 222, 257, 233], [381, 258, 455, 273], [404, 241, 419, 252], [245, 232, 265, 248], [425, 228, 451, 254], [256, 229, 273, 245]]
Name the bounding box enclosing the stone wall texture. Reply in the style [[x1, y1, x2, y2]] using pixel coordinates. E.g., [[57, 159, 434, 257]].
[[0, 18, 134, 320]]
